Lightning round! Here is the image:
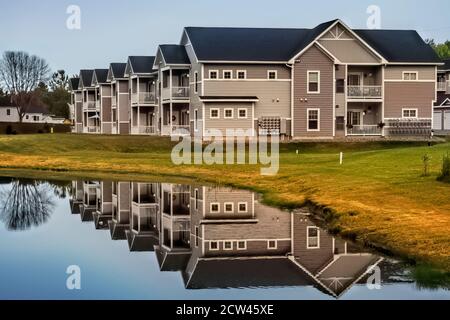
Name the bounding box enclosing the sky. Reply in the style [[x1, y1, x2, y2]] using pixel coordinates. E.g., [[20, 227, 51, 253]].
[[0, 0, 449, 76]]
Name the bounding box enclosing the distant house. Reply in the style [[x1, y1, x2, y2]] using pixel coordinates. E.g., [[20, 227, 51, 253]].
[[0, 105, 64, 124], [434, 59, 450, 133]]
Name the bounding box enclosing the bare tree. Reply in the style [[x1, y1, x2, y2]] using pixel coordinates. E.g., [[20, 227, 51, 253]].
[[0, 51, 50, 122], [0, 179, 55, 231]]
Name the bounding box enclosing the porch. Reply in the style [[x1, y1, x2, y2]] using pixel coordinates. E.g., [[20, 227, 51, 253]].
[[347, 66, 382, 101], [161, 103, 190, 136], [131, 105, 157, 135], [130, 77, 157, 105], [83, 112, 100, 134], [161, 68, 190, 101], [346, 102, 383, 136]]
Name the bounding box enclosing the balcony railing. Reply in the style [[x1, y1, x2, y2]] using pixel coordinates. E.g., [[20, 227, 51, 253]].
[[111, 97, 117, 107], [347, 86, 382, 99], [131, 126, 157, 135], [347, 125, 382, 136], [84, 102, 97, 109], [132, 92, 157, 104], [172, 125, 190, 135], [437, 81, 447, 91], [172, 86, 190, 99], [84, 126, 100, 133]]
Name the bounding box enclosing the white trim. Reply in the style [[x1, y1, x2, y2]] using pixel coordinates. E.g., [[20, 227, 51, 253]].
[[200, 98, 259, 103], [210, 202, 220, 213], [224, 108, 234, 119], [307, 70, 321, 94], [194, 71, 199, 94], [236, 240, 247, 250], [236, 70, 247, 79], [209, 69, 219, 79], [307, 226, 320, 249], [204, 78, 290, 82], [402, 108, 418, 119], [237, 202, 248, 213], [237, 108, 248, 119], [267, 240, 278, 250], [307, 108, 320, 132], [267, 70, 278, 80], [223, 70, 233, 80], [224, 202, 234, 213], [209, 241, 219, 251], [223, 241, 233, 251], [402, 71, 419, 81], [210, 108, 220, 119]]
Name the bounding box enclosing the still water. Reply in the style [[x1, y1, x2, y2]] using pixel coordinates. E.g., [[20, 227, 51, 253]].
[[0, 178, 448, 300]]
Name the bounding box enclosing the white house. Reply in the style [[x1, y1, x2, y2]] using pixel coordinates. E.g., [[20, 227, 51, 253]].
[[0, 105, 63, 124]]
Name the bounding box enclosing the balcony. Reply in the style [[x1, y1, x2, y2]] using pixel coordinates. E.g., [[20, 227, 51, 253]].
[[84, 102, 97, 110], [162, 86, 190, 101], [84, 126, 100, 134], [131, 92, 157, 105], [437, 81, 447, 91], [131, 126, 157, 135], [347, 125, 382, 136], [111, 97, 117, 108], [347, 86, 382, 100]]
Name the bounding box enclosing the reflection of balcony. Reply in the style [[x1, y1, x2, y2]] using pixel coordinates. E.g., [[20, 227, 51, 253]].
[[84, 101, 97, 110], [347, 86, 382, 99]]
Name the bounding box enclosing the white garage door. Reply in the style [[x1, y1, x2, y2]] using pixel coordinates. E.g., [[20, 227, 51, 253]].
[[445, 111, 450, 130], [433, 111, 442, 130]]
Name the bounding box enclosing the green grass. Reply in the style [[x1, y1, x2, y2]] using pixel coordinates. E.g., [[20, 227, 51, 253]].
[[0, 133, 450, 271]]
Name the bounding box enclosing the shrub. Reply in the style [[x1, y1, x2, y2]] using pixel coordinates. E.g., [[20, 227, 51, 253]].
[[422, 154, 431, 177], [5, 125, 13, 135], [437, 153, 450, 182]]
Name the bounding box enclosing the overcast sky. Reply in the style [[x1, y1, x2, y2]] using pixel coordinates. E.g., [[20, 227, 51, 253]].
[[1, 0, 449, 75]]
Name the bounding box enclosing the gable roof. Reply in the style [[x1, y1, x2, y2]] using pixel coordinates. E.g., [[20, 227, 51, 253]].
[[435, 92, 450, 107], [69, 78, 80, 91], [127, 56, 156, 74], [158, 45, 190, 65], [92, 69, 109, 85], [79, 70, 94, 88], [438, 58, 450, 71], [108, 63, 127, 80]]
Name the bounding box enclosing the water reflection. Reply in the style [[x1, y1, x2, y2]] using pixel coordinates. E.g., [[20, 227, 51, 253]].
[[69, 180, 384, 298], [0, 179, 58, 231]]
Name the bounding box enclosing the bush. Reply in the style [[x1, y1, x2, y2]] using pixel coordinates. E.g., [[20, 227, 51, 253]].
[[5, 125, 13, 135], [437, 153, 450, 182]]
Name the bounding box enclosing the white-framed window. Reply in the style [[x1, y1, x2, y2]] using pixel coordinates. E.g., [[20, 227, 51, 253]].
[[403, 71, 418, 81], [224, 108, 234, 119], [223, 70, 232, 79], [210, 202, 220, 213], [210, 108, 219, 119], [307, 108, 320, 131], [209, 70, 218, 79], [238, 202, 248, 213], [307, 71, 320, 93], [195, 226, 199, 248], [223, 241, 233, 251], [307, 227, 320, 249], [209, 241, 219, 251], [267, 240, 278, 250], [224, 202, 234, 213], [238, 108, 247, 119], [237, 240, 247, 250], [194, 189, 199, 210], [267, 70, 277, 80], [6, 109, 11, 116], [26, 115, 29, 120], [402, 108, 418, 119], [194, 71, 199, 93], [194, 109, 198, 131], [33, 116, 39, 122], [237, 70, 247, 79]]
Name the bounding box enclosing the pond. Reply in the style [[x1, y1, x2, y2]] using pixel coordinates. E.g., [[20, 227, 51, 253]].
[[0, 177, 448, 300]]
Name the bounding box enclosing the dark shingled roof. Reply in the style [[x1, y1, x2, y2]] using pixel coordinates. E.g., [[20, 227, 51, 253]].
[[93, 69, 109, 84], [185, 20, 440, 63], [159, 45, 190, 64], [435, 92, 450, 107], [69, 77, 79, 91], [354, 29, 441, 63], [128, 56, 156, 74], [438, 58, 450, 71], [110, 63, 127, 79], [79, 70, 94, 88]]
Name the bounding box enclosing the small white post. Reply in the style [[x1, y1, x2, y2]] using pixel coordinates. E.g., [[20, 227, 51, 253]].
[[340, 152, 343, 165], [296, 149, 299, 155]]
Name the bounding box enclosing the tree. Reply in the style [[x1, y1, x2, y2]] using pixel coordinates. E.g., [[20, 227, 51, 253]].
[[41, 71, 71, 119], [426, 39, 450, 59], [0, 51, 50, 122], [49, 70, 69, 91]]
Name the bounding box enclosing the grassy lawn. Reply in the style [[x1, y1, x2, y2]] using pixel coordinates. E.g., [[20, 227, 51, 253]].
[[0, 133, 449, 271]]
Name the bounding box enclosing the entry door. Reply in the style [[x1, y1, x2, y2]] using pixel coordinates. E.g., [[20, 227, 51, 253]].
[[347, 111, 362, 126], [348, 74, 362, 86]]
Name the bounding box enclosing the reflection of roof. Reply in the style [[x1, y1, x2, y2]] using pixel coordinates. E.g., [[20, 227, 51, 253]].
[[108, 220, 128, 240], [125, 230, 159, 251], [80, 207, 94, 222], [155, 246, 191, 271], [92, 212, 112, 230], [184, 258, 314, 289]]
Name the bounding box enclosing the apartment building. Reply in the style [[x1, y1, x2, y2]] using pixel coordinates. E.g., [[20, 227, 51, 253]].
[[434, 58, 450, 133], [68, 78, 83, 133], [92, 69, 112, 134], [70, 19, 441, 139], [107, 63, 130, 134]]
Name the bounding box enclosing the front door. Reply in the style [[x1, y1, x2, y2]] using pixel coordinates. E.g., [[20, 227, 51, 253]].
[[348, 73, 362, 86], [347, 111, 362, 126]]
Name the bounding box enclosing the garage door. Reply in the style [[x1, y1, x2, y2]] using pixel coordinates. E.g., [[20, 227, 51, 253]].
[[445, 111, 450, 130], [433, 111, 442, 130]]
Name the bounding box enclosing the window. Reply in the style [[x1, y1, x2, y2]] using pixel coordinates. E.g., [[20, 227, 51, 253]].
[[209, 70, 218, 79], [33, 116, 39, 122], [237, 241, 247, 250], [267, 240, 277, 250], [210, 202, 220, 213], [224, 202, 234, 213], [307, 109, 320, 131], [209, 241, 219, 251], [195, 226, 199, 248], [223, 70, 232, 79], [26, 115, 29, 120], [238, 202, 248, 213], [6, 109, 11, 116], [210, 108, 219, 119], [336, 79, 345, 93], [308, 71, 320, 93], [238, 108, 247, 119], [194, 109, 198, 131], [403, 72, 418, 81], [237, 70, 246, 79], [402, 108, 418, 119], [223, 241, 233, 250], [268, 70, 277, 80], [194, 72, 198, 93], [194, 189, 199, 210], [307, 227, 320, 249], [224, 108, 234, 119]]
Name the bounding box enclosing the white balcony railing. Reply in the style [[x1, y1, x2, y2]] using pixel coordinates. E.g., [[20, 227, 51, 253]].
[[95, 100, 100, 108], [172, 125, 190, 135], [84, 102, 97, 109], [84, 126, 100, 134], [347, 125, 382, 136], [131, 126, 157, 135], [132, 92, 157, 104], [437, 82, 447, 91], [111, 97, 117, 107], [347, 86, 382, 99], [172, 86, 190, 99]]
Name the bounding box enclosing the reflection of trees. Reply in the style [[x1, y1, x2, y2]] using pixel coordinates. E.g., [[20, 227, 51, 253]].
[[46, 180, 71, 199], [0, 179, 55, 231]]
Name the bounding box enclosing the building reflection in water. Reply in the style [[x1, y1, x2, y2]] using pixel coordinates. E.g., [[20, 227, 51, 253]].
[[69, 180, 383, 298]]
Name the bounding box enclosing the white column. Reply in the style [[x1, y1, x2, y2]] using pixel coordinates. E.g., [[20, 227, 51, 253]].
[[169, 69, 173, 134]]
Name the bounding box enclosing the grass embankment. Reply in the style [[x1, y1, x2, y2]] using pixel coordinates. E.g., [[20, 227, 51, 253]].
[[0, 134, 449, 271]]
